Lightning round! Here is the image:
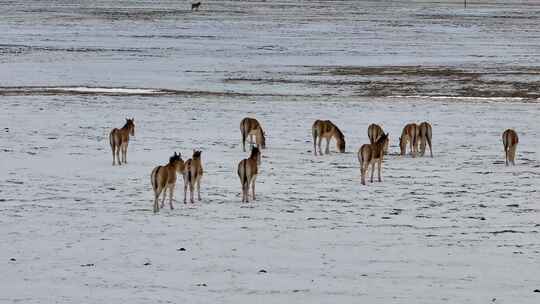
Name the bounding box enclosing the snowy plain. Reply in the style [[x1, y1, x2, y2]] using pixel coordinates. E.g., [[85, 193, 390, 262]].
[[1, 1, 540, 303]]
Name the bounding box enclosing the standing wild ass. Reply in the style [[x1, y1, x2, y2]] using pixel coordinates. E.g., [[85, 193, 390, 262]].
[[368, 123, 389, 154], [151, 152, 185, 213], [238, 146, 261, 203], [109, 118, 135, 166], [502, 129, 519, 166], [358, 133, 389, 185], [184, 150, 204, 203]]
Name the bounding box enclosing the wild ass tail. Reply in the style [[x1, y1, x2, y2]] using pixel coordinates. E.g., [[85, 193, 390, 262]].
[[241, 119, 248, 151], [312, 127, 318, 149], [109, 130, 114, 150], [151, 166, 160, 192]]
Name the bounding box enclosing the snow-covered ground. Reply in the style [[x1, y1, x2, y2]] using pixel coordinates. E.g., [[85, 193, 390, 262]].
[[2, 96, 539, 303], [1, 0, 540, 303]]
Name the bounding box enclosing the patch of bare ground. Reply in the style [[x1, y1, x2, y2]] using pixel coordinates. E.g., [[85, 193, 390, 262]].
[[225, 66, 540, 99]]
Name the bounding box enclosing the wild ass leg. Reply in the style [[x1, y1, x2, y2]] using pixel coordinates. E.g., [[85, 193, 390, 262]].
[[251, 176, 257, 201], [124, 142, 129, 164], [377, 159, 382, 182], [168, 183, 175, 210], [116, 144, 121, 165], [505, 147, 509, 166], [120, 143, 126, 164], [427, 136, 433, 157], [325, 137, 330, 154], [111, 145, 116, 166], [244, 183, 249, 203], [183, 179, 188, 204], [313, 135, 317, 156], [189, 181, 195, 204], [197, 178, 201, 201], [410, 137, 416, 158], [360, 162, 366, 185], [318, 137, 323, 156], [160, 187, 167, 209], [153, 188, 161, 213], [370, 161, 375, 183], [419, 137, 426, 156], [511, 145, 517, 165]]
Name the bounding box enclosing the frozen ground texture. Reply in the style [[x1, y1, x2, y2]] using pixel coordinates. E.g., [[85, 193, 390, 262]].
[[1, 0, 540, 303]]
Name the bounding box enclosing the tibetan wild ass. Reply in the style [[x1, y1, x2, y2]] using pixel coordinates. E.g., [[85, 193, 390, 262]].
[[184, 150, 204, 203], [312, 120, 346, 156], [151, 152, 185, 213], [502, 129, 519, 166], [237, 146, 261, 203], [109, 118, 135, 166], [358, 133, 389, 185], [240, 117, 266, 152]]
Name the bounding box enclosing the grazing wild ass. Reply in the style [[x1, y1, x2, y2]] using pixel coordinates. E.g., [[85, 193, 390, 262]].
[[238, 146, 261, 203], [368, 123, 389, 154], [358, 133, 389, 185], [399, 123, 419, 157], [418, 122, 433, 157], [109, 118, 135, 166], [191, 1, 201, 11], [502, 129, 519, 166], [240, 117, 266, 152], [184, 150, 204, 203], [312, 120, 346, 155], [151, 152, 185, 213]]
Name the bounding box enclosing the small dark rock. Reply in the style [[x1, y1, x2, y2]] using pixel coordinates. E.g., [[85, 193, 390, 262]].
[[534, 289, 540, 293], [177, 248, 186, 251], [143, 262, 151, 266], [258, 269, 267, 273], [9, 258, 16, 262], [107, 187, 116, 191], [196, 283, 207, 287], [80, 263, 94, 267]]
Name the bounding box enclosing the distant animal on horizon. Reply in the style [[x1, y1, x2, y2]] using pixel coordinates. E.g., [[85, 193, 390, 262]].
[[184, 150, 204, 203], [238, 146, 261, 203], [399, 123, 419, 157], [418, 121, 433, 157], [240, 117, 266, 152], [312, 120, 346, 156], [358, 133, 389, 185], [109, 118, 135, 166], [191, 1, 201, 11], [502, 129, 518, 166], [151, 152, 185, 213], [368, 123, 389, 155]]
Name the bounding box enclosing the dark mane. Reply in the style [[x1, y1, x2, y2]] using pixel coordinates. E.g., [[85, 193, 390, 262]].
[[377, 133, 388, 145], [122, 119, 133, 129], [250, 147, 260, 159], [169, 152, 181, 164], [334, 125, 344, 141]]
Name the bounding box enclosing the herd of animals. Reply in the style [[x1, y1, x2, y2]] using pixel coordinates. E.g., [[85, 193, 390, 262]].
[[108, 117, 520, 213]]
